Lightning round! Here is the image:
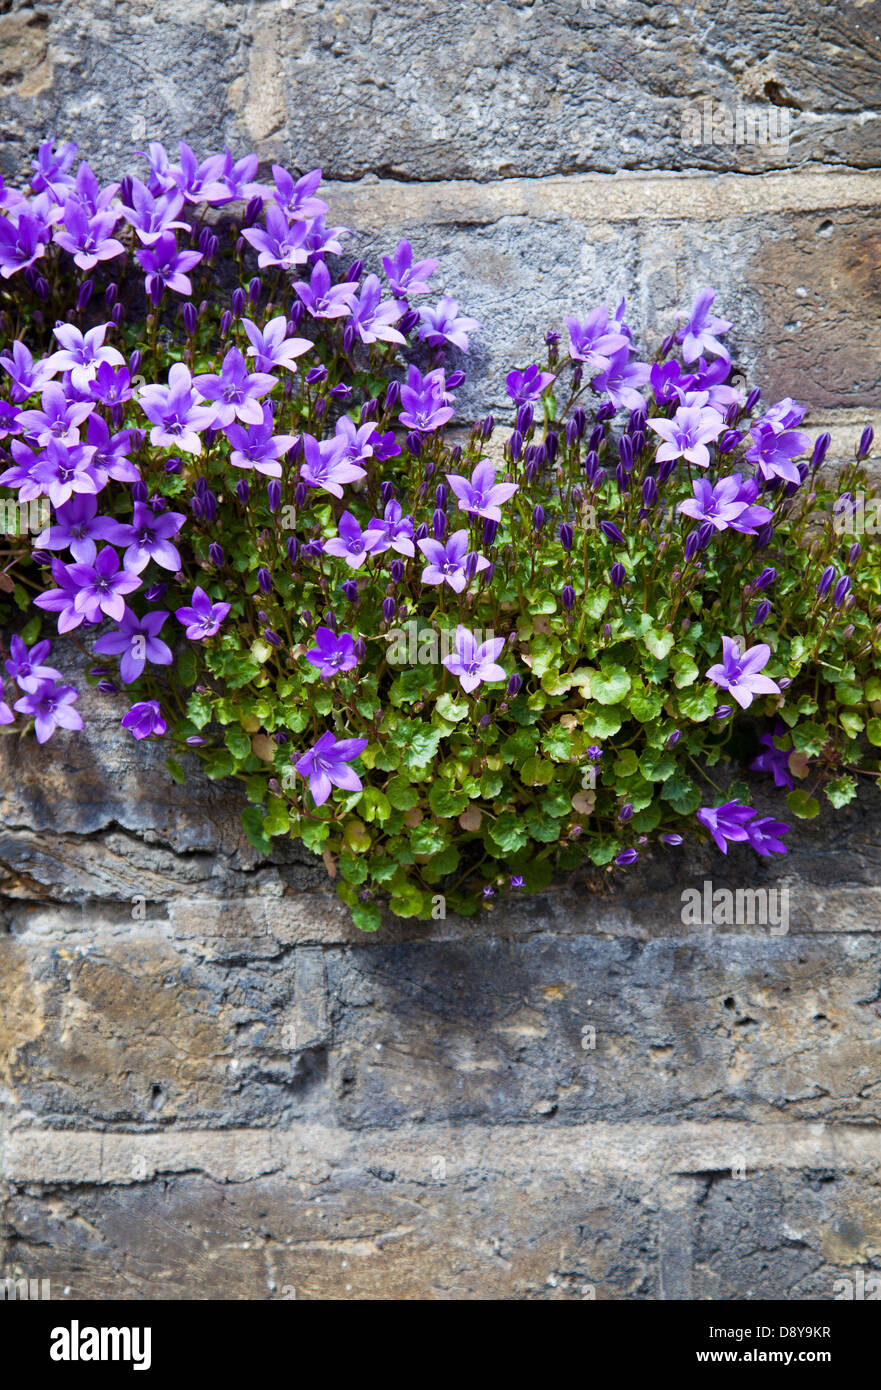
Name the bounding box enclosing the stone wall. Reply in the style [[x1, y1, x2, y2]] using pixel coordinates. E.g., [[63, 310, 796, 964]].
[[1, 0, 881, 1299]]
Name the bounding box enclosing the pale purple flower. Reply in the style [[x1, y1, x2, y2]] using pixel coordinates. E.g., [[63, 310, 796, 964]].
[[696, 799, 756, 853], [649, 402, 725, 468], [349, 274, 406, 346], [678, 475, 773, 533], [293, 259, 359, 319], [745, 421, 810, 485], [208, 148, 266, 205], [442, 625, 507, 694], [294, 731, 369, 807], [241, 315, 313, 373], [93, 608, 174, 683], [88, 362, 134, 407], [301, 215, 348, 258], [136, 230, 203, 299], [751, 725, 794, 790], [13, 678, 83, 743], [306, 627, 358, 679], [381, 238, 438, 298], [68, 546, 142, 622], [676, 287, 732, 363], [0, 439, 43, 500], [368, 499, 415, 558], [43, 323, 124, 393], [418, 530, 490, 593], [171, 142, 227, 203], [108, 500, 187, 573], [5, 636, 61, 694], [33, 558, 86, 633], [398, 364, 454, 433], [194, 346, 277, 429], [332, 415, 382, 467], [120, 178, 190, 244], [591, 345, 651, 410], [53, 200, 125, 271], [324, 510, 385, 569], [0, 340, 56, 402], [63, 159, 118, 216], [226, 404, 296, 477], [35, 493, 120, 563], [271, 165, 327, 221], [446, 458, 518, 522], [418, 295, 480, 351], [299, 433, 366, 498], [757, 398, 807, 433], [746, 815, 790, 857], [84, 416, 142, 484], [121, 700, 167, 740], [29, 138, 78, 196], [175, 587, 231, 641], [706, 636, 781, 710], [32, 439, 102, 506], [0, 211, 50, 279], [17, 381, 94, 446], [241, 203, 309, 270], [139, 362, 215, 454], [566, 307, 629, 370], [506, 364, 556, 405]]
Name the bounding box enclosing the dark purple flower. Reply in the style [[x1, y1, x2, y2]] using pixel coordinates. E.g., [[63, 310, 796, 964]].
[[121, 699, 167, 740]]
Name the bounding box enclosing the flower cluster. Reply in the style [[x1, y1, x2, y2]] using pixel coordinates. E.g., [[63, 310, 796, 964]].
[[0, 139, 878, 929]]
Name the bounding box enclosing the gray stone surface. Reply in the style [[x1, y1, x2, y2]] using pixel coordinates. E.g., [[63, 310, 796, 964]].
[[2, 0, 881, 182]]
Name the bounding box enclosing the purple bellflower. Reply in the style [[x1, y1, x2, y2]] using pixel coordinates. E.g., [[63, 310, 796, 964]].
[[442, 625, 507, 693], [305, 627, 358, 679], [294, 730, 369, 807], [174, 587, 231, 640], [13, 678, 83, 743], [706, 636, 781, 709], [446, 459, 518, 522], [676, 287, 732, 362], [418, 530, 491, 592], [121, 700, 167, 740]]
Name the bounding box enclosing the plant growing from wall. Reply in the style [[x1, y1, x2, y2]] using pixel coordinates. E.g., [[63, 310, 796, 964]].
[[0, 139, 878, 928]]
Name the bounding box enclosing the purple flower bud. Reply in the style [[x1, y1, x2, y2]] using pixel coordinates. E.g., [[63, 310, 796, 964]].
[[385, 559, 402, 585], [405, 431, 422, 457], [305, 364, 327, 384], [714, 704, 734, 719], [353, 638, 366, 661], [561, 584, 575, 611], [753, 600, 771, 626], [507, 673, 522, 696], [858, 426, 875, 460], [414, 521, 428, 542], [381, 595, 396, 624], [610, 561, 626, 588], [618, 435, 633, 472], [667, 729, 681, 747], [182, 301, 197, 336], [218, 308, 231, 339], [341, 579, 358, 602], [516, 403, 534, 434], [76, 279, 94, 312], [247, 276, 261, 305], [812, 432, 831, 469], [231, 287, 246, 319], [545, 430, 559, 462], [755, 566, 777, 591], [345, 258, 365, 283], [615, 849, 638, 867], [97, 679, 118, 694], [753, 521, 774, 552], [144, 582, 167, 603], [208, 542, 225, 566], [434, 483, 448, 509], [642, 476, 657, 508], [232, 479, 250, 508], [559, 523, 574, 552], [295, 482, 307, 508], [286, 536, 299, 564], [532, 504, 546, 532], [164, 455, 182, 474], [289, 300, 305, 331], [263, 628, 282, 648], [619, 803, 633, 822], [507, 429, 523, 462], [483, 518, 499, 546], [724, 401, 741, 427], [314, 397, 327, 419], [661, 833, 683, 846], [596, 402, 616, 423], [833, 575, 852, 606], [719, 429, 742, 454], [257, 567, 272, 594], [432, 508, 447, 538], [128, 349, 142, 376], [600, 519, 626, 546], [267, 479, 281, 513], [697, 521, 715, 550], [817, 565, 836, 598], [745, 387, 762, 413], [361, 397, 378, 423], [849, 541, 861, 564], [446, 369, 465, 389], [615, 463, 629, 494]]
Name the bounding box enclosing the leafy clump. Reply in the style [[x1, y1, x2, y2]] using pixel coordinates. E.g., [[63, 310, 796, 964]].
[[0, 139, 878, 930]]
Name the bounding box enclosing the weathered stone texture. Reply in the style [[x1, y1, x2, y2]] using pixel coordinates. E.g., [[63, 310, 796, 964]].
[[2, 1, 881, 182]]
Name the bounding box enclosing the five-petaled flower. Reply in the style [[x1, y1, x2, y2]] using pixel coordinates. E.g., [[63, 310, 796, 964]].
[[294, 731, 369, 806]]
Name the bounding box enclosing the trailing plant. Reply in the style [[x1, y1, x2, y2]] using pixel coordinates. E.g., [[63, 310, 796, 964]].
[[0, 139, 878, 930]]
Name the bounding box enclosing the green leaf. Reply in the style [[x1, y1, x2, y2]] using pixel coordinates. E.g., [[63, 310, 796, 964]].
[[591, 664, 631, 705], [350, 899, 382, 932], [435, 692, 469, 722], [165, 757, 185, 785], [264, 798, 291, 836], [644, 627, 674, 660], [241, 804, 270, 855], [386, 775, 420, 811], [840, 709, 864, 737], [582, 705, 623, 738], [787, 789, 821, 819], [486, 811, 529, 854], [670, 652, 699, 689], [204, 750, 236, 779], [825, 775, 857, 809], [429, 781, 469, 817], [791, 721, 828, 757], [867, 718, 881, 747]]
